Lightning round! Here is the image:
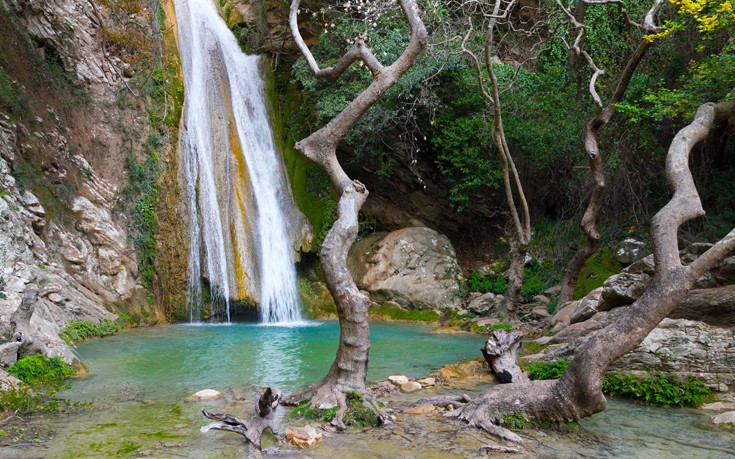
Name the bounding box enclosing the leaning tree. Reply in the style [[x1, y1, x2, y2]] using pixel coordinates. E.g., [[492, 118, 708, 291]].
[[283, 0, 427, 428], [556, 0, 665, 306], [445, 100, 735, 440]]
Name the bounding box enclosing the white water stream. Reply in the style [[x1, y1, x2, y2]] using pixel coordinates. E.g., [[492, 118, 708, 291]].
[[175, 0, 302, 324]]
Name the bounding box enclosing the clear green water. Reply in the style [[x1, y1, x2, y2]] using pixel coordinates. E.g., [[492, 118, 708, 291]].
[[6, 322, 734, 459], [64, 322, 486, 402]]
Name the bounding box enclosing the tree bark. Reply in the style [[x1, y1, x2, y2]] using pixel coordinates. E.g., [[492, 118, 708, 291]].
[[557, 3, 660, 306], [455, 101, 735, 438], [201, 387, 281, 450], [285, 0, 427, 428], [481, 330, 528, 384]]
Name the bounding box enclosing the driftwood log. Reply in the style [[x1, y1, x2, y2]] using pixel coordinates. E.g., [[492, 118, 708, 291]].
[[201, 387, 281, 450], [480, 330, 528, 384]]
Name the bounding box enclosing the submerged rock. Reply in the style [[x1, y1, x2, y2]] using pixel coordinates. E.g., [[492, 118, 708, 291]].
[[404, 403, 436, 415], [400, 381, 422, 393], [190, 389, 222, 400]]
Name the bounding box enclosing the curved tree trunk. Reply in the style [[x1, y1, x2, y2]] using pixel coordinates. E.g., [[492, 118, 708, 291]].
[[457, 101, 735, 438], [285, 0, 427, 427], [557, 7, 659, 306]]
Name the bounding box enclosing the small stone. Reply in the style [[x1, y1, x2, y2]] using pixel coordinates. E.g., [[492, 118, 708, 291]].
[[417, 377, 435, 387], [285, 425, 323, 449], [47, 293, 64, 304], [400, 381, 422, 393], [191, 389, 221, 400], [533, 295, 551, 304], [404, 403, 436, 415], [712, 411, 735, 425], [388, 375, 409, 386]]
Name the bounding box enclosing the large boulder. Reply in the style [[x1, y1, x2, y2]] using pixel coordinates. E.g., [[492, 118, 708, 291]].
[[611, 318, 735, 386], [670, 285, 735, 328], [570, 287, 603, 324], [348, 227, 462, 310]]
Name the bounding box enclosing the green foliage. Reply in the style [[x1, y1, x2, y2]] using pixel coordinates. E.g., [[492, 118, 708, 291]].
[[574, 247, 623, 300], [491, 323, 513, 332], [433, 114, 501, 210], [501, 412, 527, 429], [59, 319, 120, 345], [7, 355, 75, 388], [467, 271, 507, 294], [343, 390, 380, 428], [602, 373, 712, 407], [1, 354, 84, 414], [264, 63, 337, 250], [291, 391, 379, 428], [528, 359, 571, 380], [120, 134, 161, 289], [371, 304, 440, 322], [521, 267, 545, 301]]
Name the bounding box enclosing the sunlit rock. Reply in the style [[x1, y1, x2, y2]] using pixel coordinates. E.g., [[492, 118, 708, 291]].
[[191, 389, 222, 400], [388, 375, 409, 386], [285, 425, 323, 449]]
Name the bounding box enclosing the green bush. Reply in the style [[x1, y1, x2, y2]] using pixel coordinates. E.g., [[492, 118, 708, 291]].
[[602, 373, 711, 407], [7, 355, 75, 388], [491, 323, 513, 331], [467, 272, 507, 294], [521, 268, 545, 300], [528, 359, 571, 380], [501, 412, 527, 429], [291, 391, 379, 428], [59, 319, 120, 345]]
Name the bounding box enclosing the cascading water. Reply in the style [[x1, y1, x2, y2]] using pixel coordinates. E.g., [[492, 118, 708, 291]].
[[175, 0, 303, 324]]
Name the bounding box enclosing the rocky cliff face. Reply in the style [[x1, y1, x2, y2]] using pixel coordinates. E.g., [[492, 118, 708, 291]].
[[0, 0, 172, 360]]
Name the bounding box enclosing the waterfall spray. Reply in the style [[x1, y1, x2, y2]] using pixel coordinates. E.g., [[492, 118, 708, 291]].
[[175, 0, 303, 324]]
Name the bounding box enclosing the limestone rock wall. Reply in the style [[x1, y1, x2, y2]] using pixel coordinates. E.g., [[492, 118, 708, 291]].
[[0, 0, 173, 359]]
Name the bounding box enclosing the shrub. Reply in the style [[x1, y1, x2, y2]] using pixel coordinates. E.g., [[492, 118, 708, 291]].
[[602, 373, 711, 407], [7, 355, 75, 388], [59, 319, 120, 345], [528, 359, 571, 380]]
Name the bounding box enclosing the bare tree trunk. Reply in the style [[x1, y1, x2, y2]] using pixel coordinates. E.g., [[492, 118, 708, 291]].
[[201, 387, 281, 451], [284, 0, 427, 427], [503, 236, 525, 310], [557, 2, 662, 305], [461, 6, 532, 311], [481, 330, 528, 384], [455, 101, 735, 438]]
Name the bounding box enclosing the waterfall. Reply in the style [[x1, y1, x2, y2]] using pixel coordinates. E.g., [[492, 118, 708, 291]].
[[175, 0, 303, 324]]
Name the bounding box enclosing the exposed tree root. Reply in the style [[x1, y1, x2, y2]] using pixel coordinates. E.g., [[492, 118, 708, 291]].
[[285, 381, 392, 430]]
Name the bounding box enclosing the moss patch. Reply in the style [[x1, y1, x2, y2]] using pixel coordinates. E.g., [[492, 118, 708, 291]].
[[263, 60, 336, 250], [574, 247, 622, 300], [369, 303, 440, 322]]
